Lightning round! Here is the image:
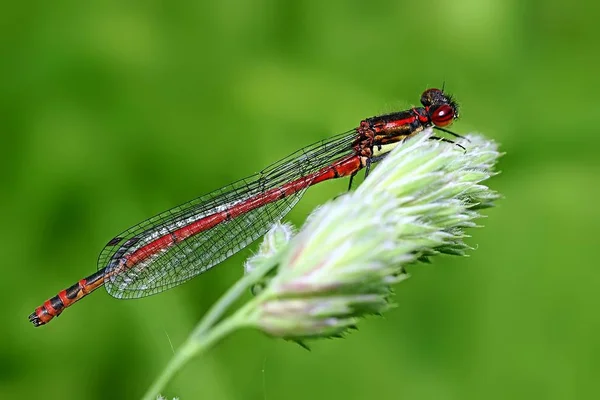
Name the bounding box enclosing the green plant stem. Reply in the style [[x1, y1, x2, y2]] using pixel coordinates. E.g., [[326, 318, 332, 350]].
[[141, 258, 276, 400], [191, 257, 275, 337], [141, 314, 245, 400]]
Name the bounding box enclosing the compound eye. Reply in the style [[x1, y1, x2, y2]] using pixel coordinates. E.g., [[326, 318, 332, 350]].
[[431, 104, 455, 127], [421, 88, 444, 107]]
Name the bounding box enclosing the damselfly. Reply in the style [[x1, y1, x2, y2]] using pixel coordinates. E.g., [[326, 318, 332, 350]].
[[29, 88, 461, 326]]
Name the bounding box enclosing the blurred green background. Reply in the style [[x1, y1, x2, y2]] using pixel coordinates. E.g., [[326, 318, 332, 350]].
[[2, 0, 599, 399]]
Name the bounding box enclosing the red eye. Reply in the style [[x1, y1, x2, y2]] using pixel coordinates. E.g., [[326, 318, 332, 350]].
[[431, 104, 455, 127]]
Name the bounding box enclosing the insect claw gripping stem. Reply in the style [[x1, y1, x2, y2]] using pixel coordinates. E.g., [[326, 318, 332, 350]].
[[28, 88, 464, 326], [347, 171, 358, 191], [434, 126, 470, 142], [429, 136, 466, 151]]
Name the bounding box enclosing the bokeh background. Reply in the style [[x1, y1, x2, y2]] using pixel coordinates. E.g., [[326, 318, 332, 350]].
[[2, 1, 599, 399]]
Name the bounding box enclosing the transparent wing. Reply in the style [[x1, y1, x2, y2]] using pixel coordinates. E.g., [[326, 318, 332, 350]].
[[99, 130, 357, 299]]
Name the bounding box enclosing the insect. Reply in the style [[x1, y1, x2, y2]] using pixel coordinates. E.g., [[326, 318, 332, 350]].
[[29, 88, 461, 326]]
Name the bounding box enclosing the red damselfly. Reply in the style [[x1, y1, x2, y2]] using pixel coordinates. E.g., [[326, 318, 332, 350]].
[[29, 88, 462, 326]]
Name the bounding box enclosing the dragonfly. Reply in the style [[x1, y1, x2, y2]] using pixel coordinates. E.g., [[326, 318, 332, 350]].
[[29, 88, 462, 327]]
